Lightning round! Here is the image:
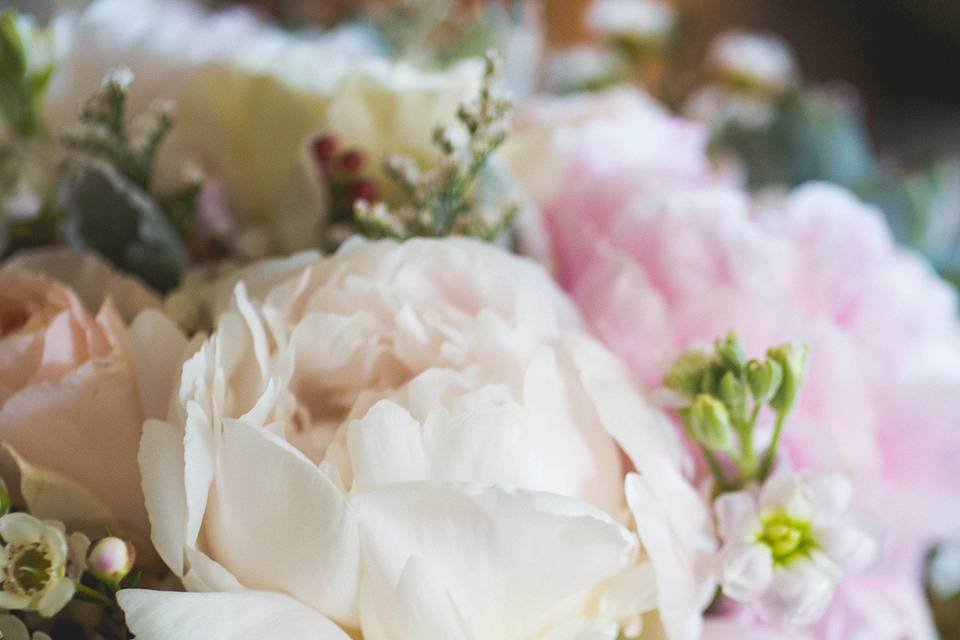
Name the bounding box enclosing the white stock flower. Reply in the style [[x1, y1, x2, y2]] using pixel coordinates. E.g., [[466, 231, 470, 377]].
[[587, 0, 676, 44], [715, 473, 879, 626], [123, 238, 713, 639], [0, 513, 76, 617], [707, 31, 797, 93]]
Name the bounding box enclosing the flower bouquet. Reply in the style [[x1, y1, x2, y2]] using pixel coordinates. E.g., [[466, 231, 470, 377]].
[[0, 1, 957, 639]]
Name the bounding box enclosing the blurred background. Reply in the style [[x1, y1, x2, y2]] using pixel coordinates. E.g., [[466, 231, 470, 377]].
[[189, 0, 960, 162]]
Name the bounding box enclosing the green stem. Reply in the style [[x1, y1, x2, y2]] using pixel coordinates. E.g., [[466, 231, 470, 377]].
[[737, 403, 763, 481], [758, 412, 787, 481], [76, 582, 114, 607], [703, 447, 732, 493]]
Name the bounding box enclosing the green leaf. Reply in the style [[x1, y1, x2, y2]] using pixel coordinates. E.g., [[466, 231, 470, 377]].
[[60, 161, 188, 291]]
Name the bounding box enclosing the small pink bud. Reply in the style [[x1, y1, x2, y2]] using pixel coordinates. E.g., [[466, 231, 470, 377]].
[[339, 149, 365, 173], [311, 135, 338, 169], [87, 537, 135, 584]]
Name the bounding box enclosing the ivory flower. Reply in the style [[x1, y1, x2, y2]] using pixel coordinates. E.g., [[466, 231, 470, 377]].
[[124, 238, 714, 639], [0, 513, 76, 617], [43, 0, 483, 242], [0, 248, 189, 554], [715, 473, 877, 625]]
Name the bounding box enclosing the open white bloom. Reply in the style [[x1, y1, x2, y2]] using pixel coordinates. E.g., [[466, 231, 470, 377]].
[[587, 0, 676, 44], [121, 238, 714, 639], [0, 513, 77, 617], [715, 473, 879, 625], [707, 31, 797, 93]]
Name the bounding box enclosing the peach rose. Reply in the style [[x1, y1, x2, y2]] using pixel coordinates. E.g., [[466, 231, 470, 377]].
[[0, 249, 189, 554]]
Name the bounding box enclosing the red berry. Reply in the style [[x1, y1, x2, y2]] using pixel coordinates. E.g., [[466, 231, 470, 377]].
[[339, 149, 365, 173], [350, 180, 379, 203], [311, 135, 337, 168]]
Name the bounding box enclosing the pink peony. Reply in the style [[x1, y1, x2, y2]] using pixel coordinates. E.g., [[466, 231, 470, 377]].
[[0, 249, 189, 556], [513, 90, 960, 638]]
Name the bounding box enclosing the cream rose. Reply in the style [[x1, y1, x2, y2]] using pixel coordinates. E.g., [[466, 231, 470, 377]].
[[123, 238, 714, 639], [43, 0, 484, 245], [0, 248, 189, 554]]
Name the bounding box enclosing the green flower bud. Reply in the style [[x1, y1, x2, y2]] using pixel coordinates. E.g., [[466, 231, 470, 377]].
[[665, 349, 714, 399], [716, 332, 747, 372], [767, 343, 809, 414], [746, 358, 783, 404], [689, 394, 734, 451], [719, 370, 746, 419]]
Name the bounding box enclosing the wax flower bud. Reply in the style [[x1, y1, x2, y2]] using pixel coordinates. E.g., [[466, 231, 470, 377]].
[[746, 358, 783, 405], [87, 536, 135, 585], [689, 394, 734, 451], [767, 343, 809, 414]]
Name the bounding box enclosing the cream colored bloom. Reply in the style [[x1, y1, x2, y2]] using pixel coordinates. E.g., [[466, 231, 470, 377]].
[[0, 513, 75, 617], [43, 0, 485, 248], [0, 249, 189, 556], [126, 238, 713, 639]]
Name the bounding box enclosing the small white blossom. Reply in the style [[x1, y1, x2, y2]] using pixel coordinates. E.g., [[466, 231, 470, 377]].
[[714, 472, 878, 625], [587, 0, 676, 44], [708, 31, 797, 93], [0, 513, 76, 617]]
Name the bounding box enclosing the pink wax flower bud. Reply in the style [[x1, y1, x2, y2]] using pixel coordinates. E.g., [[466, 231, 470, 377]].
[[310, 135, 338, 171], [339, 149, 365, 173], [88, 536, 136, 584]]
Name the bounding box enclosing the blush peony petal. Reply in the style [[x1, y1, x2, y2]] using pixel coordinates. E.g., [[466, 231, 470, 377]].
[[354, 483, 638, 640], [118, 590, 352, 640], [204, 419, 359, 626]]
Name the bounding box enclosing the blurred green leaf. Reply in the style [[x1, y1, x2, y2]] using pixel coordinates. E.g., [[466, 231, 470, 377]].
[[60, 161, 188, 291]]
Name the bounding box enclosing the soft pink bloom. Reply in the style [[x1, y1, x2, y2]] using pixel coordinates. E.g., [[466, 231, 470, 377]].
[[0, 249, 189, 555], [514, 90, 960, 637]]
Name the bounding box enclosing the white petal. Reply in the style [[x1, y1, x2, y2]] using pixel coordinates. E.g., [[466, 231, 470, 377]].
[[713, 491, 758, 542], [204, 419, 359, 626], [0, 512, 44, 545], [118, 590, 352, 640], [814, 522, 878, 572], [355, 483, 636, 640], [802, 471, 853, 515], [758, 476, 815, 522], [755, 559, 835, 626], [36, 577, 75, 617], [127, 309, 190, 421], [344, 401, 429, 489], [139, 419, 187, 576], [718, 544, 774, 602], [624, 473, 706, 640], [0, 592, 31, 610], [359, 556, 472, 640]]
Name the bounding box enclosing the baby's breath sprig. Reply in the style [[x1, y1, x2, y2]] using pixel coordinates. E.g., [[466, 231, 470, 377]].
[[353, 50, 517, 242], [61, 69, 174, 193], [664, 332, 809, 493]]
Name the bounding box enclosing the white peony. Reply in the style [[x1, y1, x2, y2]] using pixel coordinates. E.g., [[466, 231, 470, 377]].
[[121, 238, 714, 639]]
